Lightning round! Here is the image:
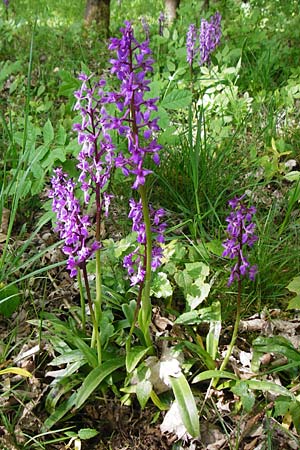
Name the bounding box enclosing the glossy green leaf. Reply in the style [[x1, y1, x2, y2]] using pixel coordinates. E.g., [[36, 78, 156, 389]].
[[78, 428, 99, 440], [193, 370, 237, 384], [136, 380, 152, 409], [206, 301, 221, 360], [75, 357, 125, 409], [247, 380, 295, 398], [170, 374, 200, 438], [252, 336, 300, 363], [126, 345, 150, 373]]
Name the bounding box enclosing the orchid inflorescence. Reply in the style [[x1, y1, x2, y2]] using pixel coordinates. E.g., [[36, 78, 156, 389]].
[[50, 21, 165, 287], [222, 195, 258, 286], [186, 12, 222, 66]]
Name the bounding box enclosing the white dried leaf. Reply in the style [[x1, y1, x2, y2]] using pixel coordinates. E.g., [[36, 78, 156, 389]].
[[160, 401, 191, 441]]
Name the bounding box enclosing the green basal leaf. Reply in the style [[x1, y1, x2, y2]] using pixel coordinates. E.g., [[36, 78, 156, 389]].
[[78, 428, 99, 440], [75, 357, 125, 409], [170, 374, 200, 438], [122, 300, 137, 326], [252, 336, 300, 363], [247, 380, 295, 399], [193, 370, 238, 384], [0, 283, 21, 318], [136, 380, 152, 409], [126, 345, 150, 373], [206, 301, 221, 360]]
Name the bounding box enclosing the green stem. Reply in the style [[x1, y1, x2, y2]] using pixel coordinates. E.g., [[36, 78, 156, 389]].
[[138, 184, 153, 349], [77, 267, 86, 332], [82, 264, 102, 365], [214, 225, 243, 387], [219, 278, 241, 373]]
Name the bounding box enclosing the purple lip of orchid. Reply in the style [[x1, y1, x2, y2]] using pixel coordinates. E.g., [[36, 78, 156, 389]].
[[186, 12, 222, 66], [222, 195, 258, 286]]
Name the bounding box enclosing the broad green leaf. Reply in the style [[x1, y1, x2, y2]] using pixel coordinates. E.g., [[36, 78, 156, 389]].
[[122, 300, 137, 326], [247, 380, 294, 398], [185, 262, 209, 279], [150, 272, 173, 299], [78, 428, 99, 440], [290, 400, 300, 434], [274, 396, 291, 417], [160, 90, 192, 110], [0, 283, 21, 318], [193, 370, 237, 384], [175, 310, 200, 325], [231, 381, 255, 412], [43, 119, 54, 145], [0, 367, 32, 377], [170, 374, 200, 438], [284, 171, 300, 182], [75, 357, 125, 409], [252, 336, 300, 362], [126, 345, 150, 373], [136, 380, 152, 409], [186, 280, 211, 310], [286, 276, 300, 309], [157, 105, 170, 129], [206, 301, 221, 360]]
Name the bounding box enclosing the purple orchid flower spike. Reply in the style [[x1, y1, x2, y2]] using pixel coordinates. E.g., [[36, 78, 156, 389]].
[[222, 195, 258, 286]]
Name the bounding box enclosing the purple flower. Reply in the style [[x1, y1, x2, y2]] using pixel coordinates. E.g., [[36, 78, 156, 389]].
[[186, 24, 197, 65], [125, 198, 166, 285], [106, 21, 162, 190], [73, 73, 115, 211], [158, 12, 165, 36], [3, 0, 9, 8], [48, 169, 100, 277], [199, 12, 222, 65], [222, 195, 258, 286]]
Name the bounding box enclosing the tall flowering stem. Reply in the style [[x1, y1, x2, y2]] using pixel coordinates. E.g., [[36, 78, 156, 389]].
[[218, 195, 258, 375], [107, 22, 164, 347], [73, 73, 115, 362], [49, 73, 115, 365]]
